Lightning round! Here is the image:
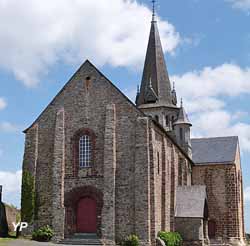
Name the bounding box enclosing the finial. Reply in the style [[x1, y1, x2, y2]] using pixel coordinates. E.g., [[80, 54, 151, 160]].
[[152, 0, 156, 22], [173, 81, 176, 91], [181, 98, 183, 107]]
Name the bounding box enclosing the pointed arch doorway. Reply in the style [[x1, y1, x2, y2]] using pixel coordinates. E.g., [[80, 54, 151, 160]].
[[76, 197, 97, 233]]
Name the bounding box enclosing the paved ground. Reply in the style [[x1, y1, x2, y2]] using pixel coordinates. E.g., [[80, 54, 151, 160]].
[[0, 239, 85, 246], [0, 239, 55, 246]]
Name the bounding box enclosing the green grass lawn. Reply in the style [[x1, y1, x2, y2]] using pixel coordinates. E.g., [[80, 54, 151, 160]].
[[0, 237, 15, 246]]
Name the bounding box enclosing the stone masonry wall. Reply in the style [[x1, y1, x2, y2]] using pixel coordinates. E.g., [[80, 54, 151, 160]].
[[22, 60, 195, 244], [175, 217, 204, 241], [5, 205, 20, 232], [192, 163, 245, 242], [23, 61, 149, 243], [234, 144, 245, 240], [149, 122, 193, 241]]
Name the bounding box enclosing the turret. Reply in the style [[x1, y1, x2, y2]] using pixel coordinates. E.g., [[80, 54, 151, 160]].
[[173, 99, 192, 158]]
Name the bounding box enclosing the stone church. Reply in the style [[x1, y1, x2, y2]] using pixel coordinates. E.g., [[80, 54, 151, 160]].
[[21, 9, 245, 246]]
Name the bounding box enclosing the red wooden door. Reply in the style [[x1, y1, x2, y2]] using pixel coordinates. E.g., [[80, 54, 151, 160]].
[[77, 197, 97, 233], [208, 220, 216, 238]]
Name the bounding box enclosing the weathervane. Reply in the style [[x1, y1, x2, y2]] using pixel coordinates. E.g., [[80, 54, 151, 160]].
[[152, 0, 156, 22]]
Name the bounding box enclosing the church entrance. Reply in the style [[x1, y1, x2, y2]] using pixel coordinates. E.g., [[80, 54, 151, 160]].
[[77, 197, 97, 233]]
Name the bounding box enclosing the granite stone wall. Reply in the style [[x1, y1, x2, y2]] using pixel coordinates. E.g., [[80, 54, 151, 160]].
[[192, 159, 245, 244], [175, 217, 204, 242], [22, 60, 235, 246]]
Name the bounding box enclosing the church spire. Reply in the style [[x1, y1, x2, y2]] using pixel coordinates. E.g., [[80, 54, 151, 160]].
[[136, 2, 174, 107]]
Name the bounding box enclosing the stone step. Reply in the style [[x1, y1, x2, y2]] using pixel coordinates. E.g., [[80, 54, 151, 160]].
[[70, 233, 99, 239], [59, 234, 102, 245], [59, 239, 102, 245], [210, 243, 230, 246]]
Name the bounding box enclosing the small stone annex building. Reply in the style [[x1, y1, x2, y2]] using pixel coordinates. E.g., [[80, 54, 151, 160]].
[[21, 9, 246, 246]]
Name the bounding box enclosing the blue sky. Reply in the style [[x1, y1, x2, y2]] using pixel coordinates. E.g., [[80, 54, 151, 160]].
[[0, 0, 250, 232]]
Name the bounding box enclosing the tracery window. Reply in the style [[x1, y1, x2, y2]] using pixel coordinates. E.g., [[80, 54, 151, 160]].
[[79, 135, 91, 168]]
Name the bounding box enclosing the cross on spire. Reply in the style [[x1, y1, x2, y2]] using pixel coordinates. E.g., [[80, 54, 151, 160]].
[[152, 0, 156, 22]]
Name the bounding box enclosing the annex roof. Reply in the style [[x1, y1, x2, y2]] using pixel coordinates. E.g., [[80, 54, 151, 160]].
[[175, 185, 207, 218], [191, 136, 238, 165]]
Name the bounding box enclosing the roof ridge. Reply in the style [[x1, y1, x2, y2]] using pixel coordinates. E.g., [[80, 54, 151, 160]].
[[191, 136, 238, 140]]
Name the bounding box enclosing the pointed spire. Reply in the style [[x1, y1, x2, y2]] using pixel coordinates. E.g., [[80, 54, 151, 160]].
[[171, 81, 177, 105], [137, 4, 174, 107], [174, 99, 192, 126]]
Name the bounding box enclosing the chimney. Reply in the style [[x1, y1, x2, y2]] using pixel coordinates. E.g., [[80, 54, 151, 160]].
[[0, 185, 2, 202]]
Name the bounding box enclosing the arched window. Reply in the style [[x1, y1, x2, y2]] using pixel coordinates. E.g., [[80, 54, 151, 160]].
[[155, 115, 159, 123], [157, 152, 160, 175], [166, 115, 169, 126], [72, 128, 95, 176], [180, 128, 183, 141], [79, 135, 92, 168]]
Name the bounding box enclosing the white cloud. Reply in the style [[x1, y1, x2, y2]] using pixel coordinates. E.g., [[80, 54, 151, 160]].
[[172, 64, 250, 99], [0, 122, 19, 133], [191, 110, 250, 152], [0, 170, 22, 206], [245, 187, 250, 202], [0, 98, 7, 110], [171, 63, 250, 152], [227, 0, 250, 11], [0, 0, 180, 87]]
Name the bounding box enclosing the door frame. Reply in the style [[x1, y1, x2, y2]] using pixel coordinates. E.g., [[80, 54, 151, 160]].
[[64, 186, 103, 237]]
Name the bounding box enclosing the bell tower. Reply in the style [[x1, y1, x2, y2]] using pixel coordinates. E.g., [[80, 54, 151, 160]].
[[136, 1, 192, 157]]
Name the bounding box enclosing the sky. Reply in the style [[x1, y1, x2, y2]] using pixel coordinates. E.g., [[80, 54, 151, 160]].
[[0, 0, 250, 232]]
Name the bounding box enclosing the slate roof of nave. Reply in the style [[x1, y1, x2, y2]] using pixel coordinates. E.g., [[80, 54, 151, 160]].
[[191, 136, 238, 165]]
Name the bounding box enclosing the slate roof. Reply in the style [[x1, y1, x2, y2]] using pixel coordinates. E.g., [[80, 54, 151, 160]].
[[175, 185, 207, 218], [137, 19, 174, 107], [191, 136, 238, 165]]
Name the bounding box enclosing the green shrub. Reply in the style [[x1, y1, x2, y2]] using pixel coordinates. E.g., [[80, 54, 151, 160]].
[[246, 233, 250, 243], [122, 234, 139, 246], [32, 225, 54, 242], [157, 231, 182, 246]]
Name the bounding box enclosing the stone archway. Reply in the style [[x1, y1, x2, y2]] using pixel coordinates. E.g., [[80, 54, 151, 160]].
[[64, 186, 103, 237]]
